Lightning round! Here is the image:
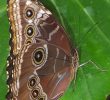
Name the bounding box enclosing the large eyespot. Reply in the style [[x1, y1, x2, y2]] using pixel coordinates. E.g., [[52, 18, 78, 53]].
[[32, 47, 47, 67], [34, 49, 44, 63], [25, 7, 35, 19], [33, 48, 45, 65], [31, 89, 39, 99], [25, 25, 35, 37]]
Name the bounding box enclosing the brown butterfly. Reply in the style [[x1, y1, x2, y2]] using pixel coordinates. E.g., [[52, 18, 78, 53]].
[[6, 0, 79, 100]]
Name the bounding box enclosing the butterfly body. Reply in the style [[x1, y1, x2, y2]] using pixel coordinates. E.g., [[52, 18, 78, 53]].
[[7, 0, 79, 100]]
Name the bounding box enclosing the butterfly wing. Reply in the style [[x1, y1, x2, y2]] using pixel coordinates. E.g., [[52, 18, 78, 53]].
[[7, 0, 78, 100]]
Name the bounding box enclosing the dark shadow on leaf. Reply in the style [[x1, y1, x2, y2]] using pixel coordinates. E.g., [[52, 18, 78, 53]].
[[106, 94, 110, 100]]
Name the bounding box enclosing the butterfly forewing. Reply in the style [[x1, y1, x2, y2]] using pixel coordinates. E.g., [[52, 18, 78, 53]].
[[7, 0, 78, 100]]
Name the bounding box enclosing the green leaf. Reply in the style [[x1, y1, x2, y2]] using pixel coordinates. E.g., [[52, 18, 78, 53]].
[[0, 0, 9, 100], [0, 0, 9, 99], [0, 0, 110, 100], [41, 0, 110, 100]]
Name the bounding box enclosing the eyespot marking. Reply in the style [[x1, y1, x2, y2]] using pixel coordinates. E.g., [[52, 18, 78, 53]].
[[31, 89, 39, 99], [28, 77, 36, 88], [25, 39, 32, 45], [32, 47, 47, 68], [25, 25, 35, 37], [25, 7, 35, 19], [28, 75, 40, 89]]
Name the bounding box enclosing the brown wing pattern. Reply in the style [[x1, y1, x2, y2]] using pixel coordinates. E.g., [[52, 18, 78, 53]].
[[7, 0, 79, 100]]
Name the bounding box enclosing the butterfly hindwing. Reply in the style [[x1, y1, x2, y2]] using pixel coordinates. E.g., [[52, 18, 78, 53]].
[[7, 0, 78, 100]]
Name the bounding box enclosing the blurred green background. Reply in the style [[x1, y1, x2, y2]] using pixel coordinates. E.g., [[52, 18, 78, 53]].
[[0, 0, 110, 100]]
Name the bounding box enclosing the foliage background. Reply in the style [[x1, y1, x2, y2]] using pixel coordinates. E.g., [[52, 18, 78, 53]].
[[0, 0, 110, 100]]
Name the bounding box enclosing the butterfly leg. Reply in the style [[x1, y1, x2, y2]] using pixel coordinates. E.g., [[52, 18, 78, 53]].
[[79, 60, 107, 72], [72, 68, 78, 91]]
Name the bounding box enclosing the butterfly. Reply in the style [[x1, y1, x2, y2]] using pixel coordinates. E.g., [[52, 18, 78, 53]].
[[6, 0, 79, 100]]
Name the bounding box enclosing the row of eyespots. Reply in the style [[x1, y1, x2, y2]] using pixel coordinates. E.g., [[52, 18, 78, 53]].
[[25, 6, 46, 100], [28, 76, 45, 100], [24, 7, 35, 38], [24, 6, 47, 68]]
